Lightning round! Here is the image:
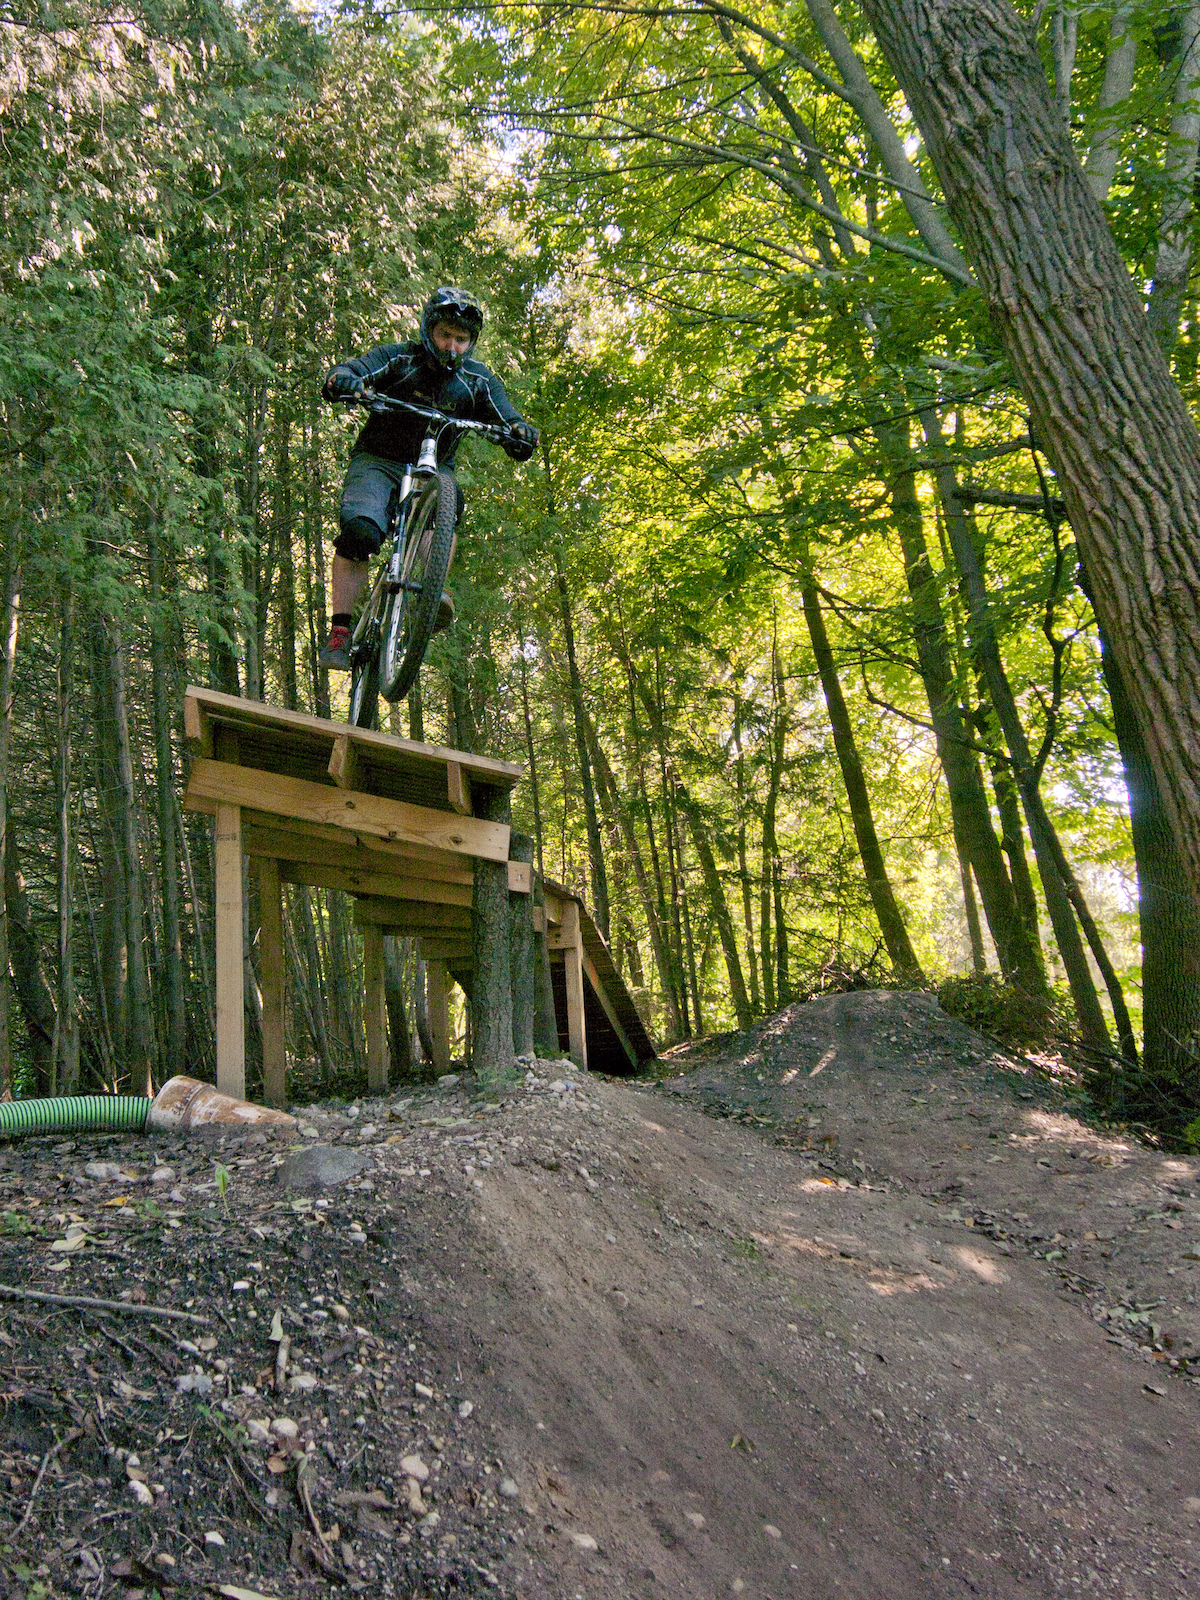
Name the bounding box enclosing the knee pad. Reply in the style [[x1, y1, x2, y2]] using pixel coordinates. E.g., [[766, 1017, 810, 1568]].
[[334, 516, 384, 564]]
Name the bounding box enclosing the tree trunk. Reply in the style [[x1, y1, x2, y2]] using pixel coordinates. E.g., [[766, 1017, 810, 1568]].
[[799, 576, 926, 983], [509, 833, 536, 1056], [925, 425, 1113, 1052], [732, 702, 762, 1013], [1146, 1, 1200, 351], [553, 547, 610, 941], [4, 814, 56, 1092], [0, 540, 18, 1097], [858, 0, 1200, 926], [679, 792, 753, 1028], [1083, 5, 1137, 202], [55, 586, 79, 1092], [148, 522, 186, 1072], [383, 937, 414, 1078], [471, 784, 514, 1085], [881, 421, 1046, 992]]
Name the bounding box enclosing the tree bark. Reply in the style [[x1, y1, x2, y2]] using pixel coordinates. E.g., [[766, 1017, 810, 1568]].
[[471, 783, 514, 1085], [148, 521, 186, 1073], [553, 546, 611, 942], [858, 0, 1200, 925], [0, 539, 18, 1097], [1083, 5, 1137, 202], [1146, 1, 1200, 351], [509, 833, 537, 1057], [54, 586, 79, 1093], [4, 813, 56, 1093]]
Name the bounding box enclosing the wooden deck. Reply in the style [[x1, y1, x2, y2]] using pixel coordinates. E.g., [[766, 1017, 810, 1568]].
[[182, 688, 654, 1098]]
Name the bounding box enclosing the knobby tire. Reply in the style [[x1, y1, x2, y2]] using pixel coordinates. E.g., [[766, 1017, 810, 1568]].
[[348, 585, 384, 730], [380, 469, 456, 704]]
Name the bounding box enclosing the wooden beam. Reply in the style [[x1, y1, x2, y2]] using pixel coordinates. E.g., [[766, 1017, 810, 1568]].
[[446, 760, 472, 816], [214, 803, 246, 1100], [240, 819, 474, 884], [257, 858, 287, 1107], [426, 960, 451, 1073], [354, 896, 471, 929], [417, 938, 475, 961], [532, 906, 546, 934], [362, 924, 388, 1094], [328, 733, 358, 791], [560, 900, 586, 1070], [506, 860, 532, 895], [581, 947, 638, 1071], [183, 695, 213, 758], [184, 685, 522, 787], [509, 833, 535, 1057], [186, 758, 511, 862], [278, 860, 473, 909]]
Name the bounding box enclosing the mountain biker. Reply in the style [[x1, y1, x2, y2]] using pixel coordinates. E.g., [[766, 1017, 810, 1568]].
[[318, 286, 539, 670]]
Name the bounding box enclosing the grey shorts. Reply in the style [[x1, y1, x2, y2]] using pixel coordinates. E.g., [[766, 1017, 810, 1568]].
[[336, 452, 463, 562]]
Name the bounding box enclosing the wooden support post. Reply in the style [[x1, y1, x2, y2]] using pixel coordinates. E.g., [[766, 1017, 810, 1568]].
[[471, 784, 513, 1085], [257, 858, 287, 1107], [532, 873, 560, 1058], [508, 834, 536, 1057], [426, 960, 451, 1074], [362, 923, 388, 1094], [214, 802, 246, 1100], [446, 759, 472, 815], [561, 899, 587, 1070]]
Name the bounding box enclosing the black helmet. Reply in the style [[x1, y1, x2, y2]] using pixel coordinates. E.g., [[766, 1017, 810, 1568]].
[[420, 286, 484, 372]]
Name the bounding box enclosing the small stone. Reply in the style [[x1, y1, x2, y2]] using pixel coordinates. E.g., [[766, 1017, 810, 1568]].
[[300, 1126, 320, 1140], [358, 1124, 377, 1138], [271, 1417, 299, 1439], [568, 1532, 598, 1551], [154, 1553, 175, 1567], [414, 1382, 434, 1399], [247, 1419, 271, 1443], [400, 1454, 430, 1482], [129, 1479, 153, 1506], [332, 1304, 350, 1321], [458, 1400, 474, 1418], [289, 1372, 318, 1390], [438, 1074, 460, 1087], [175, 1372, 213, 1395], [150, 1166, 176, 1184], [764, 1524, 783, 1540], [84, 1162, 125, 1181], [232, 1281, 250, 1291], [203, 1531, 225, 1548], [420, 1511, 441, 1528], [732, 1582, 745, 1595], [498, 1478, 519, 1499], [685, 1511, 706, 1528], [280, 1146, 370, 1189]]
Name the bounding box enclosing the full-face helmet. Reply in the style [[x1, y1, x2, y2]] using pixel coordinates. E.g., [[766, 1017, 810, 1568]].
[[420, 286, 484, 372]]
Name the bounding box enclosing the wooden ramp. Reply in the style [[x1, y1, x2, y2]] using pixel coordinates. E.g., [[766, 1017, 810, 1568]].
[[182, 688, 654, 1100]]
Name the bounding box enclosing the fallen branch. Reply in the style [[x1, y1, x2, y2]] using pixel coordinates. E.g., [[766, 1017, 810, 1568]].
[[0, 1284, 210, 1325], [18, 1427, 82, 1530]]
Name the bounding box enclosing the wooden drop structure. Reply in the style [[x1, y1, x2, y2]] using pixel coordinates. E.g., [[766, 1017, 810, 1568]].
[[182, 687, 655, 1102]]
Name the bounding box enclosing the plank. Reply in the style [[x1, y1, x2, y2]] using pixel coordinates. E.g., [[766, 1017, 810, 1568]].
[[362, 924, 388, 1094], [278, 860, 473, 909], [426, 961, 451, 1073], [186, 758, 510, 862], [257, 858, 287, 1106], [214, 803, 246, 1100], [506, 861, 532, 895], [353, 897, 472, 931], [446, 760, 473, 816], [239, 819, 473, 883], [560, 901, 587, 1070], [185, 686, 522, 787], [328, 734, 358, 791], [183, 695, 213, 758]]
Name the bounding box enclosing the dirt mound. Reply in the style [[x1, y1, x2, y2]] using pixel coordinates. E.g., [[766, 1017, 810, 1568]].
[[2, 996, 1199, 1598]]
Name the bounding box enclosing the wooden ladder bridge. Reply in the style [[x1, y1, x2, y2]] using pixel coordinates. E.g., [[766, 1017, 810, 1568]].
[[182, 687, 655, 1102]]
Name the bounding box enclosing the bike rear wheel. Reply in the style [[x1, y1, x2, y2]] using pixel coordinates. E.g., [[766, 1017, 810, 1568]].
[[380, 469, 456, 703], [348, 585, 385, 730]]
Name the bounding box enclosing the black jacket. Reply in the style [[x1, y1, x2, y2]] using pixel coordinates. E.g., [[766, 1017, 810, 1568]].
[[323, 339, 528, 466]]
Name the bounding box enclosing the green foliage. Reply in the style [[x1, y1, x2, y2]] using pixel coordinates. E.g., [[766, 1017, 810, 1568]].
[[936, 975, 1066, 1056]]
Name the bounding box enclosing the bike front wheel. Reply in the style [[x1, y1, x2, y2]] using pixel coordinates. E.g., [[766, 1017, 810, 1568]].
[[380, 469, 457, 703]]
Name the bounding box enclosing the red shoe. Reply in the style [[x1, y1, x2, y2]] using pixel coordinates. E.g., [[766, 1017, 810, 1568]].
[[318, 624, 351, 670]]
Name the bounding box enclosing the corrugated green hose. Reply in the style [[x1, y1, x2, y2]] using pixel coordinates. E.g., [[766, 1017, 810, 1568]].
[[0, 1096, 151, 1136]]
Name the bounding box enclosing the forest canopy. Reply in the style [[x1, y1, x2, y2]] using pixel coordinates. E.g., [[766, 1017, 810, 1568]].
[[4, 0, 1200, 1138]]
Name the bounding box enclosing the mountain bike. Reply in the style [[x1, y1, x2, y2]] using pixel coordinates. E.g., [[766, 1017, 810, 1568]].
[[334, 392, 512, 729]]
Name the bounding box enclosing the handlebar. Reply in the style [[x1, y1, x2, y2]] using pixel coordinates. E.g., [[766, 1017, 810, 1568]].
[[335, 389, 510, 445]]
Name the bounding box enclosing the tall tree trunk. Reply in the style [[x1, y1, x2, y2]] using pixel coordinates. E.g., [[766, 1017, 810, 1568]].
[[678, 823, 703, 1035], [305, 412, 330, 720], [798, 575, 926, 983], [0, 537, 18, 1097], [881, 420, 1046, 992], [553, 547, 610, 941], [148, 522, 186, 1072], [925, 425, 1114, 1053], [384, 937, 414, 1078], [859, 0, 1200, 925], [4, 815, 56, 1093], [275, 409, 299, 712], [55, 586, 79, 1092], [679, 791, 753, 1028], [732, 701, 762, 1013], [1083, 4, 1138, 201], [518, 626, 546, 881]]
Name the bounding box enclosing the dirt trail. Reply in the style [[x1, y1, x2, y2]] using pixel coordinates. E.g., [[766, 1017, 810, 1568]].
[[2, 991, 1198, 1599]]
